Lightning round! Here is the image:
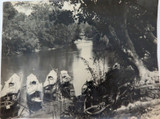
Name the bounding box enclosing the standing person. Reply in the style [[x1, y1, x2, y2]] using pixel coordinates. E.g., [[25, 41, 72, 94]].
[[104, 63, 120, 104], [59, 70, 75, 117]]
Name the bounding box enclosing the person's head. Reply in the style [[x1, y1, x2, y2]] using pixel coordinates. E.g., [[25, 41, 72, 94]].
[[48, 76, 53, 80], [60, 70, 71, 83], [112, 63, 120, 70], [31, 81, 36, 85], [9, 82, 14, 87]]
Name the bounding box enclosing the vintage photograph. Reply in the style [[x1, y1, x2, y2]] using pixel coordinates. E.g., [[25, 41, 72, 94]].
[[0, 0, 159, 118]]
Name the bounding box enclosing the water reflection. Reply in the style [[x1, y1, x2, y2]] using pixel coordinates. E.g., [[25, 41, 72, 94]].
[[1, 40, 108, 96], [72, 40, 93, 95]]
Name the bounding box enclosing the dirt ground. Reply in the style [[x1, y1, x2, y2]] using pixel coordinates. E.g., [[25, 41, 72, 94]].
[[141, 103, 160, 119]]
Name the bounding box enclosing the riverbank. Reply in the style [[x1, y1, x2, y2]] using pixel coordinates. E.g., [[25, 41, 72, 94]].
[[17, 96, 160, 119], [141, 101, 160, 119], [2, 42, 75, 56], [113, 99, 160, 119]]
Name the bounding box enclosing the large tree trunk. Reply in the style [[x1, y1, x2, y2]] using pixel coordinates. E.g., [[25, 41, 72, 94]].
[[107, 4, 158, 83], [119, 5, 158, 82]]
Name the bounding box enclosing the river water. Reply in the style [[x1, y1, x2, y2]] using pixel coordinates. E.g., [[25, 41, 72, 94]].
[[1, 40, 108, 96]]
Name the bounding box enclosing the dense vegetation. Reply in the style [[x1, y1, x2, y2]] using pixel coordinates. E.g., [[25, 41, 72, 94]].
[[71, 0, 158, 70], [65, 0, 159, 117], [3, 1, 157, 72], [2, 2, 83, 55], [2, 1, 159, 117]]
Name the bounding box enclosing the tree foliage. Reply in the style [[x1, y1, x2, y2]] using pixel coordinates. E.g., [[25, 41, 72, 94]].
[[69, 0, 158, 72], [2, 2, 81, 55]]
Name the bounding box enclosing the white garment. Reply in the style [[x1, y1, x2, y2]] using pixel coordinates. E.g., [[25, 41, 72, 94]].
[[43, 70, 58, 87], [0, 74, 21, 98], [26, 74, 42, 95]]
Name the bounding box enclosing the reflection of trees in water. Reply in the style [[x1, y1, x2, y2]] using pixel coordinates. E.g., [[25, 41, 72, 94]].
[[37, 44, 79, 81], [1, 44, 79, 86], [67, 0, 158, 84]]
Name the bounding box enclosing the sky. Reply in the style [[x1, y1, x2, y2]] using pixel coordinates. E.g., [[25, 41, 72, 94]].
[[10, 0, 80, 16], [12, 1, 51, 16], [0, 0, 160, 82]]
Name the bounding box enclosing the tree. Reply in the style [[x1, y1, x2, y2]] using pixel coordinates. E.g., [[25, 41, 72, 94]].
[[3, 2, 18, 29], [65, 0, 158, 81], [55, 10, 74, 25], [2, 2, 80, 55]]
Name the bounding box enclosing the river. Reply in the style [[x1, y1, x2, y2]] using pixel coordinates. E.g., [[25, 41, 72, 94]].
[[1, 40, 108, 96]]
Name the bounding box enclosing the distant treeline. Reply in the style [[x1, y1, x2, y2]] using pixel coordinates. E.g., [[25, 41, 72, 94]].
[[2, 2, 95, 56], [2, 1, 158, 72]]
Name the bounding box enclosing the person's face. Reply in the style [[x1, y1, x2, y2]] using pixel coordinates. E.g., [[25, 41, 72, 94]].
[[49, 77, 53, 80]]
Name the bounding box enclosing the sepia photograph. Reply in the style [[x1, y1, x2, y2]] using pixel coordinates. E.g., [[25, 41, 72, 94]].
[[0, 0, 159, 118]]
